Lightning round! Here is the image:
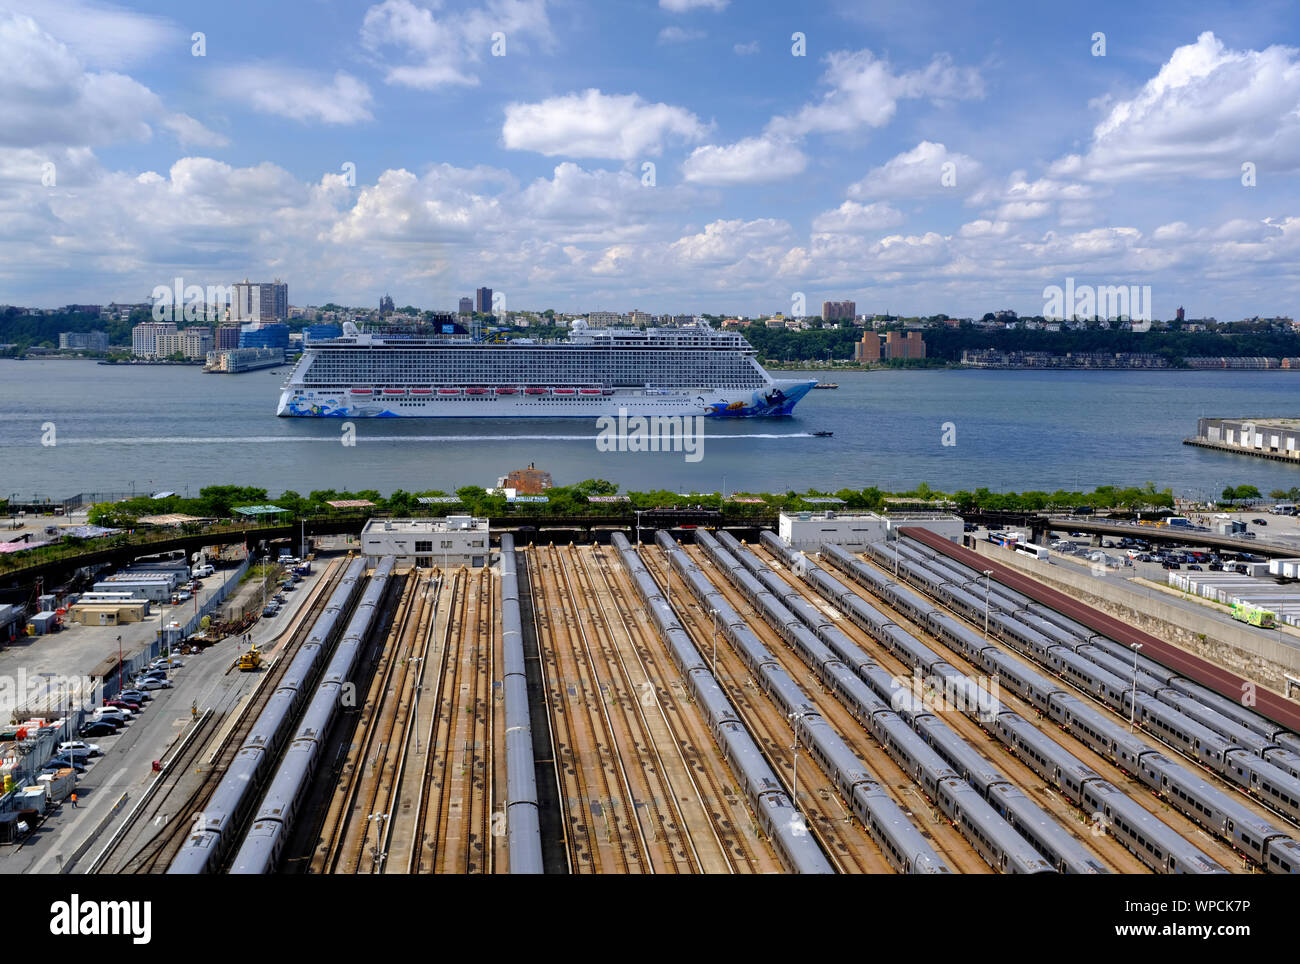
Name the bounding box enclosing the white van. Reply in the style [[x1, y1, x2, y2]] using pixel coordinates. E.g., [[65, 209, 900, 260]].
[[192, 564, 214, 578]]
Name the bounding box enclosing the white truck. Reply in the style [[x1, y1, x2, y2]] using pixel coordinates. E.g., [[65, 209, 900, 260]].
[[37, 767, 76, 804]]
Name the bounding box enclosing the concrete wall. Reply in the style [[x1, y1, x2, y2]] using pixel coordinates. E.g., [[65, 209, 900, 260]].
[[970, 540, 1300, 694]]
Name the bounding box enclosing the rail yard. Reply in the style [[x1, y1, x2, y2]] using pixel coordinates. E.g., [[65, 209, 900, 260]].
[[70, 528, 1300, 875]]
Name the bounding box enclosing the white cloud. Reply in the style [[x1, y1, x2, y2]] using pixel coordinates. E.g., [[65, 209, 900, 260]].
[[958, 219, 1010, 238], [768, 50, 983, 139], [681, 135, 806, 185], [1053, 31, 1300, 180], [0, 13, 223, 148], [847, 141, 980, 200], [811, 200, 904, 233], [658, 26, 704, 44], [503, 89, 709, 160], [669, 218, 790, 265], [733, 41, 759, 55], [1, 0, 177, 68], [215, 67, 374, 125], [361, 0, 553, 90]]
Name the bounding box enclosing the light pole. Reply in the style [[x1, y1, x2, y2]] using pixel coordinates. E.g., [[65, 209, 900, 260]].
[[1129, 643, 1142, 731], [709, 608, 719, 668], [635, 510, 643, 549], [982, 570, 994, 639]]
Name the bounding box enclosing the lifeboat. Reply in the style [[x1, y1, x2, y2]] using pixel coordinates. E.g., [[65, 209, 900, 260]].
[[465, 388, 489, 395], [524, 388, 549, 395], [496, 388, 519, 395], [382, 388, 406, 396], [437, 388, 461, 396], [409, 388, 433, 395], [552, 388, 576, 395], [350, 388, 373, 395], [579, 388, 603, 395]]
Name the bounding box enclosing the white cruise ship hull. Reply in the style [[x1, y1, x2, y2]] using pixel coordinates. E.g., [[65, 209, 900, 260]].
[[277, 380, 814, 418]]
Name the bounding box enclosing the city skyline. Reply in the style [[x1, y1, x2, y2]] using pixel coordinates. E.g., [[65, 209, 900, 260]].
[[2, 1, 1299, 320]]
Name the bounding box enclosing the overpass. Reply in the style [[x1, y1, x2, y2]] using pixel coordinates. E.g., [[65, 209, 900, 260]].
[[1038, 517, 1300, 558]]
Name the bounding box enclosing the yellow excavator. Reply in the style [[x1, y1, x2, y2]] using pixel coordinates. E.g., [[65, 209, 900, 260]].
[[237, 645, 262, 672]]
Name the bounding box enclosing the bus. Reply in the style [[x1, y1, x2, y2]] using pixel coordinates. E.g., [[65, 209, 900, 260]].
[[1014, 543, 1050, 561], [1231, 602, 1276, 628]]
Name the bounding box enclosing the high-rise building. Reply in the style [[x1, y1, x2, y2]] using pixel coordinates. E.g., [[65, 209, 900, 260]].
[[587, 311, 623, 327], [475, 287, 493, 314], [59, 331, 109, 351], [231, 279, 289, 322], [853, 332, 881, 362], [380, 294, 395, 315], [822, 300, 856, 322], [132, 321, 177, 357], [216, 325, 241, 350], [884, 331, 926, 359], [1176, 306, 1185, 323], [459, 297, 474, 314], [238, 323, 290, 350]]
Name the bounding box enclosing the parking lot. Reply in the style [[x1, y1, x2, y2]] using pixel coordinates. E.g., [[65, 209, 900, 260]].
[[0, 554, 332, 872]]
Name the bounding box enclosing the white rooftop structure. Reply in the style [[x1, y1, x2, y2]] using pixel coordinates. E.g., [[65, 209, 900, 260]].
[[360, 516, 491, 568]]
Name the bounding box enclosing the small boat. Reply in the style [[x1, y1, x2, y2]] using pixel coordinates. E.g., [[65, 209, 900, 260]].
[[552, 388, 576, 395], [496, 388, 519, 395], [437, 388, 461, 396], [350, 388, 373, 395], [524, 388, 549, 395], [579, 388, 603, 396], [812, 383, 839, 390], [813, 430, 833, 437], [409, 388, 433, 395], [465, 388, 489, 395], [382, 388, 405, 396]]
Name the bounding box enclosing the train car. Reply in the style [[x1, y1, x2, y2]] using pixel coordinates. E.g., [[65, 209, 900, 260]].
[[935, 778, 1055, 874], [1081, 780, 1227, 874], [500, 535, 543, 874]]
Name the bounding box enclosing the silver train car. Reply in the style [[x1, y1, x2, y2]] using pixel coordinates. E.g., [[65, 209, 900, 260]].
[[699, 532, 1054, 873], [762, 533, 1232, 875], [168, 556, 372, 875], [610, 532, 833, 874], [228, 557, 396, 874], [865, 537, 1300, 873], [499, 534, 543, 874]]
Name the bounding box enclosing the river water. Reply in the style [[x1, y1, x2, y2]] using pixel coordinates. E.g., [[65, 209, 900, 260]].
[[2, 360, 1297, 500]]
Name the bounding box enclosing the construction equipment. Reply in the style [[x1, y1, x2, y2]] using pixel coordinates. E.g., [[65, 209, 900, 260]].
[[237, 645, 263, 672]]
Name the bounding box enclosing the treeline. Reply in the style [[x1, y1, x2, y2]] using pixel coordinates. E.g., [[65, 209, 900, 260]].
[[83, 481, 1180, 528], [0, 308, 145, 351], [737, 321, 1300, 364]]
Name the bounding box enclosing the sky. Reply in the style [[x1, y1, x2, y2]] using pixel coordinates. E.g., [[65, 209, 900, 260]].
[[2, 0, 1299, 319]]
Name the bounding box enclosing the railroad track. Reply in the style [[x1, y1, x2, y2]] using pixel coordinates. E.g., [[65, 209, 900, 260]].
[[689, 546, 991, 874], [558, 544, 697, 873], [530, 545, 636, 873], [749, 543, 1139, 873], [842, 546, 1277, 868], [312, 570, 425, 873], [638, 545, 869, 873], [93, 558, 348, 874], [590, 544, 773, 873]]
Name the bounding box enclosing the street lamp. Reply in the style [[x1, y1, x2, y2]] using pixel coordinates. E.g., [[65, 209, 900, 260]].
[[635, 509, 643, 549], [788, 712, 803, 814], [1129, 643, 1143, 732], [982, 570, 994, 639]]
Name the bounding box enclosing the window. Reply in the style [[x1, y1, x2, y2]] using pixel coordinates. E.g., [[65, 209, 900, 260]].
[[415, 540, 433, 553]]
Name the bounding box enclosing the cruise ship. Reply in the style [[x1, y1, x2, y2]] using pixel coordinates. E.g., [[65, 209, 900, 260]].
[[276, 319, 815, 418]]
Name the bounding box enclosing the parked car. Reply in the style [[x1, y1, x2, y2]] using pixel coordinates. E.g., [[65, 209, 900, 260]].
[[151, 656, 183, 668], [80, 720, 119, 737], [172, 591, 191, 602], [118, 689, 152, 703], [1162, 562, 1180, 570], [58, 741, 101, 757], [42, 758, 87, 774], [137, 677, 173, 690], [93, 707, 133, 724], [52, 745, 96, 763], [103, 698, 141, 712], [263, 605, 278, 618], [1187, 564, 1203, 570], [1252, 518, 1268, 525]]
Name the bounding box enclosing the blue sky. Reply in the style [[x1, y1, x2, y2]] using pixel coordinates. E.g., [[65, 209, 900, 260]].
[[3, 0, 1300, 318]]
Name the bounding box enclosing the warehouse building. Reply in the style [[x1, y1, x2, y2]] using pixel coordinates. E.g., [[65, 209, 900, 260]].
[[778, 510, 963, 551], [360, 517, 491, 568]]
